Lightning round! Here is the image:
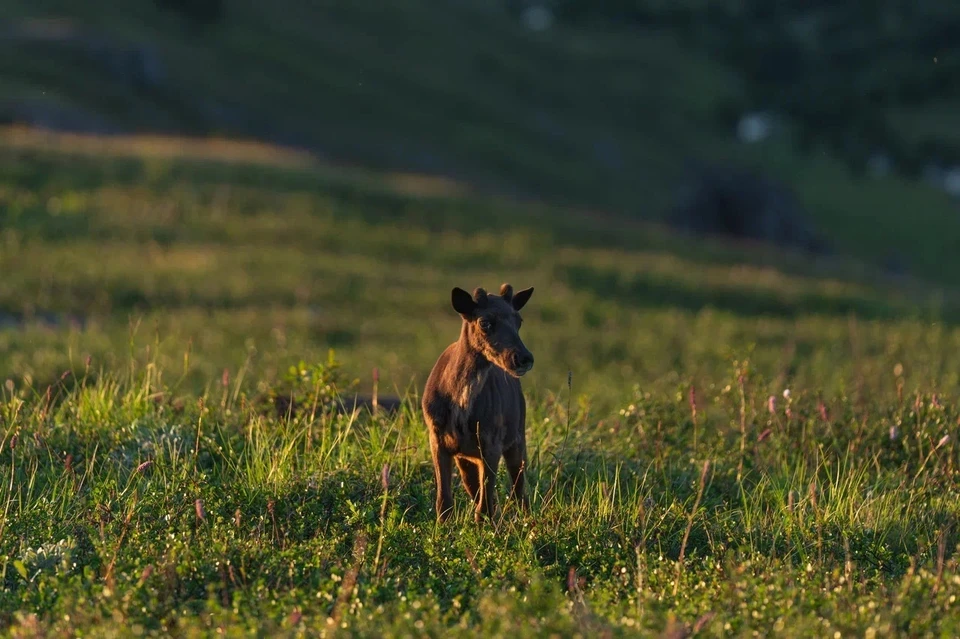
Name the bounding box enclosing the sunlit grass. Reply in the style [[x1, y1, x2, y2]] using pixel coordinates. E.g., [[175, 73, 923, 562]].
[[3, 353, 960, 636], [3, 131, 960, 635]]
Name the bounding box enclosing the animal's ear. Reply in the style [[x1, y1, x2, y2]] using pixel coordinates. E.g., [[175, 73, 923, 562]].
[[451, 287, 478, 318], [512, 286, 534, 311]]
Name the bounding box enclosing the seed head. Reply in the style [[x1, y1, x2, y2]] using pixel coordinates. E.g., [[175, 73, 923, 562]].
[[381, 463, 390, 492]]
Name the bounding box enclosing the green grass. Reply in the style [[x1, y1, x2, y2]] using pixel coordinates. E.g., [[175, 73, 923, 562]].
[[4, 130, 960, 636], [5, 335, 960, 637], [5, 1, 960, 288], [1, 128, 956, 411]]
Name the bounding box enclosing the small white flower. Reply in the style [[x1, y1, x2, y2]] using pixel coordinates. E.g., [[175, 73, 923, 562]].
[[782, 389, 791, 399]]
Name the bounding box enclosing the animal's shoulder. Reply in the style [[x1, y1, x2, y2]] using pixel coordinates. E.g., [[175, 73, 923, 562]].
[[422, 389, 452, 423], [422, 343, 459, 409]]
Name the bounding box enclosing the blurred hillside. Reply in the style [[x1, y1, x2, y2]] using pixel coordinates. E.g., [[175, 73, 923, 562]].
[[555, 1, 960, 175], [2, 0, 960, 285]]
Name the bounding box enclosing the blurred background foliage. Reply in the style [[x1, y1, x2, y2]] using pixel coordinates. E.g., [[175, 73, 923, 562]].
[[2, 0, 959, 286]]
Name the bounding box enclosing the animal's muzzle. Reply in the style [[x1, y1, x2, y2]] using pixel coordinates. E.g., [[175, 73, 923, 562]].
[[511, 350, 535, 374]]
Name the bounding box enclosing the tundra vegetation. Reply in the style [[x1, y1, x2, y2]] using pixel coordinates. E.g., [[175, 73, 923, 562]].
[[4, 133, 960, 637]]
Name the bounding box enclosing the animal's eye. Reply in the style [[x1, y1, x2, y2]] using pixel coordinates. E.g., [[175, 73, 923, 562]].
[[479, 318, 493, 331]]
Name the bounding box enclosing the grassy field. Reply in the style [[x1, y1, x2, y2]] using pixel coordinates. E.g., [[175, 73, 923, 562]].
[[5, 130, 960, 636], [5, 1, 960, 288], [1, 0, 740, 213]]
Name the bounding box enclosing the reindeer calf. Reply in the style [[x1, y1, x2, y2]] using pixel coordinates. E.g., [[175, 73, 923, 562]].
[[421, 283, 535, 522]]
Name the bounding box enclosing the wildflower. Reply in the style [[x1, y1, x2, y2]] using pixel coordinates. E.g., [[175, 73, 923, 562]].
[[567, 566, 579, 593], [758, 428, 772, 442], [889, 425, 899, 441], [767, 395, 776, 415], [782, 389, 791, 400], [195, 499, 206, 522], [937, 434, 950, 449]]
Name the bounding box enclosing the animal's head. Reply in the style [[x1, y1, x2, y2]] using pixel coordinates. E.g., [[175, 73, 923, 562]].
[[452, 283, 534, 377]]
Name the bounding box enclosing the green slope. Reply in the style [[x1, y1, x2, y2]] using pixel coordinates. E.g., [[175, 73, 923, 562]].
[[0, 130, 956, 413], [4, 1, 960, 286]]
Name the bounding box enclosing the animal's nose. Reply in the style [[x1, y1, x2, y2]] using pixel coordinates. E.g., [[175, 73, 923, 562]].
[[518, 352, 534, 370]]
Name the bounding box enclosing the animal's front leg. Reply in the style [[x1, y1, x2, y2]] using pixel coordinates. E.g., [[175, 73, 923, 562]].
[[504, 442, 530, 513], [430, 437, 454, 522]]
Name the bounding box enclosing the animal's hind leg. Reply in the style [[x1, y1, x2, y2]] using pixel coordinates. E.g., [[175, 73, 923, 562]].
[[504, 442, 530, 513], [455, 457, 482, 507], [430, 440, 454, 522]]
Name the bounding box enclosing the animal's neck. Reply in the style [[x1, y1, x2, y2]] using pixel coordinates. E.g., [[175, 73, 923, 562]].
[[451, 326, 492, 412]]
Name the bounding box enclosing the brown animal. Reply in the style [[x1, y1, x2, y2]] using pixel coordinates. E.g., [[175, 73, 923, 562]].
[[421, 282, 535, 522]]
